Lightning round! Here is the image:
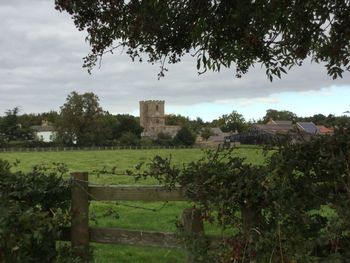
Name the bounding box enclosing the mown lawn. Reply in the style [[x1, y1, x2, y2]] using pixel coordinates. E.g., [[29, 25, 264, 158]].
[[0, 147, 267, 262]]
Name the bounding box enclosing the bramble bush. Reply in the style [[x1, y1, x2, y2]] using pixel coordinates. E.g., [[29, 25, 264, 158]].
[[0, 161, 72, 263], [134, 125, 350, 262]]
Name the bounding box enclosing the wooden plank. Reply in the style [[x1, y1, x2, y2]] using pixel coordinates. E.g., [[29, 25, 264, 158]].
[[59, 227, 180, 248], [88, 185, 188, 201], [71, 172, 90, 261], [58, 227, 226, 249], [90, 228, 180, 248]]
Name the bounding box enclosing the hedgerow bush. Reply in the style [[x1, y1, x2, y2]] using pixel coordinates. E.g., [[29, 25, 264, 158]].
[[135, 125, 350, 262], [0, 161, 71, 262]]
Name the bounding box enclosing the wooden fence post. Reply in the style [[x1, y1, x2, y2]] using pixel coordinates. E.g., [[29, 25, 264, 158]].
[[240, 205, 258, 242], [181, 208, 205, 263], [71, 172, 90, 262]]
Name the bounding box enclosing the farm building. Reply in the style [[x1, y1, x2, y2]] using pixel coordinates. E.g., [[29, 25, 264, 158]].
[[297, 122, 319, 135], [316, 125, 334, 135], [226, 120, 319, 145], [30, 120, 56, 142], [197, 127, 235, 146], [226, 124, 294, 145]]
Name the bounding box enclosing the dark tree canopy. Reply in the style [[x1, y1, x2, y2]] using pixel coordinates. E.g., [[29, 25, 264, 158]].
[[174, 126, 196, 145], [0, 107, 33, 141], [219, 110, 247, 132], [262, 109, 297, 122], [56, 91, 106, 146], [55, 0, 350, 79]]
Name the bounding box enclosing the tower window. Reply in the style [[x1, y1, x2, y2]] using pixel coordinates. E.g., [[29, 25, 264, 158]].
[[156, 105, 159, 111]]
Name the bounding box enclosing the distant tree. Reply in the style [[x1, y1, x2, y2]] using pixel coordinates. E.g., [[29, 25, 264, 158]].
[[309, 114, 327, 124], [118, 132, 140, 146], [174, 126, 196, 146], [56, 0, 350, 80], [18, 111, 60, 128], [98, 114, 118, 142], [42, 111, 60, 124], [211, 118, 226, 129], [17, 113, 41, 127], [0, 107, 19, 141], [165, 114, 190, 126], [297, 113, 350, 127], [115, 114, 143, 139], [0, 133, 6, 147], [333, 115, 350, 127], [221, 111, 247, 132], [56, 92, 107, 146], [297, 113, 327, 125], [201, 128, 214, 141], [166, 114, 206, 133], [191, 117, 206, 133], [0, 107, 33, 141], [263, 109, 297, 123], [140, 137, 153, 147], [155, 132, 174, 146]]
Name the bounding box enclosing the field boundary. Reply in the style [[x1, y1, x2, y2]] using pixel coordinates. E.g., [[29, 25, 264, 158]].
[[0, 144, 263, 153], [61, 172, 224, 263], [0, 145, 201, 152]]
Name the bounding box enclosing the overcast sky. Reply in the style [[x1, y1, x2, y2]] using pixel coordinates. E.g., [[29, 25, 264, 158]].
[[1, 0, 349, 121]]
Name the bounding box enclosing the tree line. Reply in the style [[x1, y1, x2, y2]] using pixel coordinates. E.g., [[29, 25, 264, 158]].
[[0, 92, 349, 147]]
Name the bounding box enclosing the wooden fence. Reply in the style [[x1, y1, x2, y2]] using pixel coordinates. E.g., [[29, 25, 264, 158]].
[[60, 172, 218, 263], [0, 144, 259, 153], [0, 145, 206, 153]]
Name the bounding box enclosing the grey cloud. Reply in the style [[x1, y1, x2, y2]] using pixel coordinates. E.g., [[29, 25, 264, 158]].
[[0, 0, 349, 117]]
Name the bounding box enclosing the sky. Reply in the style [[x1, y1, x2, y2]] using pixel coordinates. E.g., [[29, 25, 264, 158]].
[[1, 0, 349, 122]]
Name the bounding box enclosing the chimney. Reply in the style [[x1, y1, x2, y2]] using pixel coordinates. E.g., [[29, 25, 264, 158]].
[[42, 120, 49, 126]]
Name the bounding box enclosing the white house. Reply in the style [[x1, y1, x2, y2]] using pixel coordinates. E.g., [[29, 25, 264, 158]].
[[31, 120, 56, 143]]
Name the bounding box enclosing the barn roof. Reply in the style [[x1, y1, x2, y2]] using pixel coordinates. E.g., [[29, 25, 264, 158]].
[[30, 125, 55, 132], [253, 124, 294, 135], [316, 125, 334, 134], [297, 122, 318, 134]]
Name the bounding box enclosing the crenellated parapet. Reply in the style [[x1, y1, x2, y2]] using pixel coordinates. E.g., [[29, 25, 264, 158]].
[[139, 100, 165, 104]]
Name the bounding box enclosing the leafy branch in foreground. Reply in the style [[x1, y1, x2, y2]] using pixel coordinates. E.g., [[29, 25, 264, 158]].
[[131, 125, 350, 262], [0, 160, 75, 263], [55, 0, 350, 80]]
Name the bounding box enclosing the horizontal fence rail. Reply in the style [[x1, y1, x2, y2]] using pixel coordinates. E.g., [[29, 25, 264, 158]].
[[88, 185, 188, 201], [60, 227, 224, 249], [0, 144, 262, 153], [61, 227, 180, 248], [0, 145, 205, 152]]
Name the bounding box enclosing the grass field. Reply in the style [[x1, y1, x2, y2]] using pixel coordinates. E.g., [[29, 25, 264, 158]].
[[0, 147, 267, 262]]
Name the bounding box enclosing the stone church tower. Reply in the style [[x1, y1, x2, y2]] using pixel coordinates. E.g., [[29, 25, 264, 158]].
[[139, 100, 166, 137]]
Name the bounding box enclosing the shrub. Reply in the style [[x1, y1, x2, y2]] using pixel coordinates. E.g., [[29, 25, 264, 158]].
[[1, 140, 64, 148], [118, 132, 140, 146], [134, 124, 350, 262], [0, 161, 71, 262], [155, 132, 174, 146], [140, 138, 154, 147], [200, 128, 213, 141], [174, 126, 196, 146]]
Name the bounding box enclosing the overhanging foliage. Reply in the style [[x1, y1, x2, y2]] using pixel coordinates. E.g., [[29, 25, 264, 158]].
[[55, 0, 350, 79]]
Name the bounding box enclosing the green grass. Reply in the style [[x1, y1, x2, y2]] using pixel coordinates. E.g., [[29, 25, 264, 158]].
[[92, 244, 184, 263], [0, 147, 267, 172], [0, 147, 267, 262]]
